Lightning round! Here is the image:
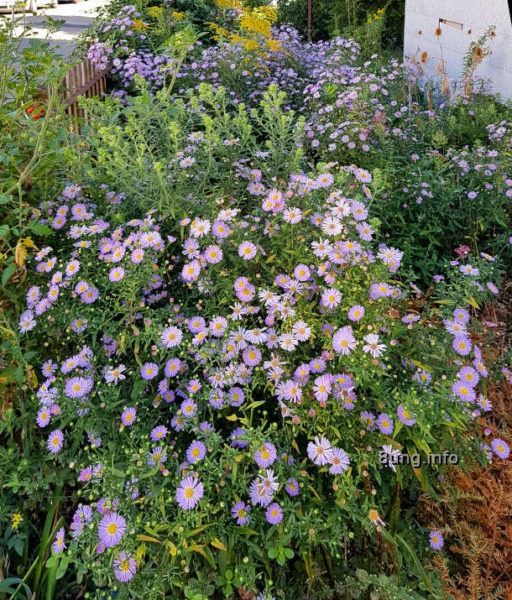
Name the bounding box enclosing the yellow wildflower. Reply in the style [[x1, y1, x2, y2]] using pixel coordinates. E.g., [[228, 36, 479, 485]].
[[11, 512, 23, 530], [265, 38, 283, 53], [146, 6, 162, 17], [229, 33, 247, 45], [240, 14, 271, 38], [171, 11, 185, 21], [216, 0, 236, 8], [257, 6, 277, 22], [244, 39, 259, 51], [132, 19, 148, 31]]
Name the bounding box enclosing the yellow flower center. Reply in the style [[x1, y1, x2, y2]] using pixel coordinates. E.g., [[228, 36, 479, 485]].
[[107, 523, 118, 535]]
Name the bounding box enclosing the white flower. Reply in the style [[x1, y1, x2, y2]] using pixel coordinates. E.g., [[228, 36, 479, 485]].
[[279, 333, 298, 352], [307, 436, 333, 466], [292, 320, 311, 341], [378, 444, 401, 472], [189, 218, 211, 238], [362, 333, 387, 358], [321, 216, 342, 236]]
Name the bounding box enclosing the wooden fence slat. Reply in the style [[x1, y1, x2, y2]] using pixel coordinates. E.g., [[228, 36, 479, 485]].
[[62, 56, 109, 133]]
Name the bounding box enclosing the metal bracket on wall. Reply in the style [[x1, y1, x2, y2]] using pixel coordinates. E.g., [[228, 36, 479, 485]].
[[439, 18, 464, 30]]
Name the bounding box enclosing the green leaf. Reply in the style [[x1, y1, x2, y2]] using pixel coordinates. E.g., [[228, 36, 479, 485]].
[[28, 222, 53, 236], [0, 578, 32, 599], [2, 263, 17, 287], [56, 555, 70, 580], [0, 224, 10, 238]]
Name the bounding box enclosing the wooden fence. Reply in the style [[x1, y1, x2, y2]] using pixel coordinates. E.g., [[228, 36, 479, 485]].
[[63, 57, 109, 129]]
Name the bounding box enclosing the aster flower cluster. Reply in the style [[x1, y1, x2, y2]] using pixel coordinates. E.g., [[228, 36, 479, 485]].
[[174, 27, 359, 112], [22, 153, 507, 596]]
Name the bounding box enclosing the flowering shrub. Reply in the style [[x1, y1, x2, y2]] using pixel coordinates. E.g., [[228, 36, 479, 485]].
[[3, 3, 512, 598], [19, 137, 507, 596]]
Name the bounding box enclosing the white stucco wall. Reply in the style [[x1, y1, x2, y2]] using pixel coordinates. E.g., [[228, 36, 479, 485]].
[[404, 0, 512, 100]]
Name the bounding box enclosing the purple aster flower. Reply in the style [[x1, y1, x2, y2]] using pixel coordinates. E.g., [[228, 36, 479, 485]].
[[180, 398, 197, 418], [26, 285, 41, 306], [181, 260, 201, 283], [313, 374, 332, 403], [243, 346, 262, 367], [376, 413, 394, 435], [369, 282, 393, 299], [254, 442, 277, 468], [65, 260, 80, 278], [265, 502, 283, 525], [457, 366, 480, 387], [109, 267, 125, 282], [121, 407, 136, 426], [348, 305, 365, 321], [36, 408, 51, 428], [401, 314, 420, 325], [285, 477, 299, 496], [309, 357, 326, 373], [147, 446, 167, 467], [453, 308, 470, 324], [414, 369, 432, 387], [360, 411, 376, 430], [98, 513, 126, 548], [249, 479, 273, 507], [186, 440, 207, 463], [230, 427, 248, 449], [41, 360, 57, 379], [228, 387, 245, 407], [160, 326, 183, 349], [140, 362, 159, 380], [164, 358, 182, 378], [150, 425, 168, 442], [187, 316, 206, 334], [329, 447, 350, 474], [429, 530, 444, 550], [131, 248, 145, 264], [187, 378, 202, 394], [307, 436, 333, 466], [104, 364, 127, 384], [332, 326, 357, 355], [113, 551, 137, 582], [70, 318, 88, 333], [238, 241, 257, 260], [19, 310, 36, 333], [491, 438, 510, 459], [209, 316, 228, 337], [212, 220, 230, 239], [451, 380, 477, 402], [74, 504, 93, 522], [64, 376, 93, 399], [294, 264, 311, 281], [78, 466, 93, 482], [176, 476, 204, 510], [52, 527, 66, 554], [452, 335, 472, 356], [204, 244, 223, 264], [231, 501, 251, 525], [486, 282, 499, 295], [397, 405, 416, 426], [80, 286, 99, 304]]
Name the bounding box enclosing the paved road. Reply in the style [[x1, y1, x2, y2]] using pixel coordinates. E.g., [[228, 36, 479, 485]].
[[4, 0, 106, 59]]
